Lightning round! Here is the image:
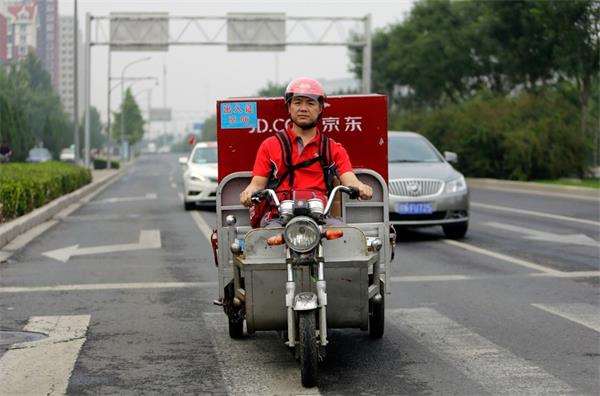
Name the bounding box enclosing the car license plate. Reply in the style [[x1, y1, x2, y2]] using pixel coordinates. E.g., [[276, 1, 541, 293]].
[[396, 202, 433, 214]]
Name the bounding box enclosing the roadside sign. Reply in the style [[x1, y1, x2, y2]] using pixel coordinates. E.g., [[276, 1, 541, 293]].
[[227, 13, 285, 52], [110, 12, 169, 52]]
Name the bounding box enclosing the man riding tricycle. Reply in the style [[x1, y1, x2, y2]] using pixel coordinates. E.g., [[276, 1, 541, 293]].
[[212, 78, 394, 387]]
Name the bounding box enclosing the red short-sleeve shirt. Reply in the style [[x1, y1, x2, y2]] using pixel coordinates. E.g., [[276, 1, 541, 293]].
[[252, 125, 353, 195]]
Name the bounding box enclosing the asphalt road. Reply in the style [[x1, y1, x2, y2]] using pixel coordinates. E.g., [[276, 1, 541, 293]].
[[0, 153, 598, 395]]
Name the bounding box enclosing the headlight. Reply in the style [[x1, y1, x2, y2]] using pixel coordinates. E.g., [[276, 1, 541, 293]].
[[284, 217, 320, 253], [445, 175, 467, 193], [190, 174, 207, 182]]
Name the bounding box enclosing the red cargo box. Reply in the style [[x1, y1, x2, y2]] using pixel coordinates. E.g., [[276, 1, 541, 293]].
[[216, 94, 388, 182]]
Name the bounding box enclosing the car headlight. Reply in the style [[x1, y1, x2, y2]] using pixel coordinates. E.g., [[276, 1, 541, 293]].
[[190, 174, 207, 182], [445, 175, 467, 193], [284, 217, 320, 253]]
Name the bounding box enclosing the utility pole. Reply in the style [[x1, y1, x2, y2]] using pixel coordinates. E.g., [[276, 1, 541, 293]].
[[163, 64, 167, 138], [362, 13, 372, 94], [106, 50, 112, 169], [84, 12, 91, 167], [73, 0, 80, 162]]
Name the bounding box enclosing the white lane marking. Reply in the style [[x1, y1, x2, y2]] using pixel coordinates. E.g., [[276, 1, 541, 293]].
[[61, 213, 142, 222], [190, 211, 213, 241], [484, 222, 598, 247], [170, 182, 177, 189], [533, 270, 600, 278], [203, 313, 322, 395], [43, 230, 161, 262], [392, 271, 600, 283], [472, 202, 600, 226], [0, 281, 217, 293], [531, 303, 600, 333], [392, 274, 472, 282], [169, 175, 174, 182], [92, 193, 157, 204], [472, 187, 599, 202], [0, 315, 91, 395], [443, 239, 562, 274], [389, 308, 574, 394]]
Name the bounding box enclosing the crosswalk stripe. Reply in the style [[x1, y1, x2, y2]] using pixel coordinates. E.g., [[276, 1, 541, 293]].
[[0, 315, 91, 395], [202, 313, 321, 395], [531, 303, 600, 333], [388, 308, 574, 394]]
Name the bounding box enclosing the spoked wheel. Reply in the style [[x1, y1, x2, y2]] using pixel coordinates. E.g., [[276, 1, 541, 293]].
[[369, 280, 385, 338], [298, 310, 318, 387]]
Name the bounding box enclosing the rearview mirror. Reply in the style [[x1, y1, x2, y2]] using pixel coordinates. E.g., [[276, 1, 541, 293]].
[[178, 157, 188, 165], [444, 151, 458, 163]]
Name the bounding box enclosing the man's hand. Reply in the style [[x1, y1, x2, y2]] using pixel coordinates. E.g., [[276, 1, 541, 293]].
[[356, 182, 373, 200], [240, 175, 269, 207], [339, 171, 373, 200], [240, 187, 259, 207]]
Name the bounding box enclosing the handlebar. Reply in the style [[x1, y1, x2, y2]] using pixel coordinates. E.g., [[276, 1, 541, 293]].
[[251, 189, 280, 207], [252, 185, 359, 217], [323, 186, 359, 216]]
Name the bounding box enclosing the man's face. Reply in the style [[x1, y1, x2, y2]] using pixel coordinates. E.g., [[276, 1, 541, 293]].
[[288, 95, 322, 129]]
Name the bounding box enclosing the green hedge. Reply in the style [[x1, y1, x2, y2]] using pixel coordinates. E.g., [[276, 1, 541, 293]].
[[392, 88, 594, 180], [0, 162, 91, 222], [93, 158, 120, 169]]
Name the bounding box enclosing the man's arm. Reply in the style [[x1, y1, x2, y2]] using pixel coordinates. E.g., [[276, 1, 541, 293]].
[[240, 175, 268, 207], [339, 171, 373, 200]]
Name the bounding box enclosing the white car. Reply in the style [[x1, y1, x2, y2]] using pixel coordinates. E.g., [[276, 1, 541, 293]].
[[179, 142, 218, 210]]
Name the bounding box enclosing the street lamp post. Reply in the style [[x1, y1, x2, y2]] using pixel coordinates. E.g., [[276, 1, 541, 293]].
[[120, 57, 151, 161]]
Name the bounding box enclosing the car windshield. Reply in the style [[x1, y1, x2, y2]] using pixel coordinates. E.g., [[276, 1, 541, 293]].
[[191, 147, 217, 164], [388, 136, 442, 163]]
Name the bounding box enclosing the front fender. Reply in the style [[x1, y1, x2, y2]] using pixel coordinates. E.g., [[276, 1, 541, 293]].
[[293, 292, 318, 311]]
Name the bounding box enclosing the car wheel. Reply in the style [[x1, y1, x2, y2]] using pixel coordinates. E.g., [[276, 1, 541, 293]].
[[442, 221, 468, 239], [184, 201, 195, 211]]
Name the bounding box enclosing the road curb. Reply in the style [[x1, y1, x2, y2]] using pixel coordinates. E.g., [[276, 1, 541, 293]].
[[0, 163, 131, 250], [467, 178, 599, 199]]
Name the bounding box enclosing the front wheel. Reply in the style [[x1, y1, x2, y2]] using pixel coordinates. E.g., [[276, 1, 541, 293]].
[[442, 221, 468, 239], [228, 313, 244, 339], [298, 311, 318, 387], [184, 200, 195, 211]]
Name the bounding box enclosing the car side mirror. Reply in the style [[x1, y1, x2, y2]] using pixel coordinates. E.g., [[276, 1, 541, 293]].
[[444, 151, 458, 163], [178, 157, 188, 166]]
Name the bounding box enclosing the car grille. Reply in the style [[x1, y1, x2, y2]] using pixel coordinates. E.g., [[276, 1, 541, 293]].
[[389, 179, 444, 197]]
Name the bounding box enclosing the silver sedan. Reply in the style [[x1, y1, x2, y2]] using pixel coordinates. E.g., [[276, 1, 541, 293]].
[[388, 131, 469, 239]]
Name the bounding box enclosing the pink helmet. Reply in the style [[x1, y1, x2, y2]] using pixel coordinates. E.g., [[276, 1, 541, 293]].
[[285, 77, 326, 104]]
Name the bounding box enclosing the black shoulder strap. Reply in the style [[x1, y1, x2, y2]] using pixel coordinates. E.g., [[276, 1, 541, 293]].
[[319, 133, 335, 193]]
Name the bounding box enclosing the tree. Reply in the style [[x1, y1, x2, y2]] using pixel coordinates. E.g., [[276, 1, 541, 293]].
[[112, 88, 145, 145], [0, 52, 73, 159], [78, 106, 106, 151], [257, 81, 287, 97]]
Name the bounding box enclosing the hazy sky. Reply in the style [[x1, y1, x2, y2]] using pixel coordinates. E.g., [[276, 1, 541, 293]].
[[58, 1, 414, 134]]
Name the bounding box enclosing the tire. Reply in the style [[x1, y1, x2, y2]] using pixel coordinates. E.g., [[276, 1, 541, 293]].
[[298, 311, 318, 388], [228, 313, 244, 339], [442, 221, 468, 239], [184, 201, 195, 211], [369, 281, 385, 339]]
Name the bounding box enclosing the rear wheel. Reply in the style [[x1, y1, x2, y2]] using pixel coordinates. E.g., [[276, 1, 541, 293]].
[[298, 311, 318, 387], [442, 221, 468, 239], [184, 201, 195, 211], [369, 280, 385, 338]]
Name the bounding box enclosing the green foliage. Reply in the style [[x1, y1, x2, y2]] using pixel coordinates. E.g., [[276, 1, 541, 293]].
[[78, 107, 106, 151], [392, 88, 591, 180], [201, 114, 217, 141], [257, 81, 287, 97], [0, 162, 91, 222], [0, 53, 74, 161], [112, 88, 145, 145], [92, 158, 120, 170]]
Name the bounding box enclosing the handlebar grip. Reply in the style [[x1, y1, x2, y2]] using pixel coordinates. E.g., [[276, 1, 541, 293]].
[[251, 190, 268, 203], [347, 187, 360, 199]]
